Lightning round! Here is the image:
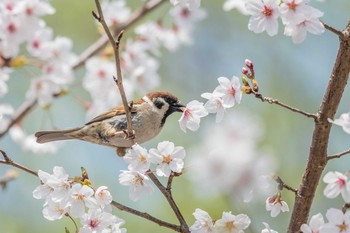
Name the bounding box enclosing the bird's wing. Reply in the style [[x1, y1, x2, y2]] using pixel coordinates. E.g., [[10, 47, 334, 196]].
[[85, 99, 143, 125]]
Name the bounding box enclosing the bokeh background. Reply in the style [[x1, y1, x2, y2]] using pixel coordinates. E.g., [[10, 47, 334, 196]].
[[1, 0, 350, 232]]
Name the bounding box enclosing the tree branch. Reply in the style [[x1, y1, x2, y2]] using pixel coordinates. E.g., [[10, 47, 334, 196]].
[[327, 148, 350, 160], [0, 149, 38, 177], [288, 23, 350, 233], [93, 0, 135, 139], [253, 92, 317, 120], [274, 175, 298, 194], [110, 200, 181, 232], [148, 173, 189, 233], [322, 21, 345, 39]]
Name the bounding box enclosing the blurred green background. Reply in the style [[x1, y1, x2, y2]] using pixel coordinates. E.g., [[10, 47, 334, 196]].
[[1, 0, 350, 232]]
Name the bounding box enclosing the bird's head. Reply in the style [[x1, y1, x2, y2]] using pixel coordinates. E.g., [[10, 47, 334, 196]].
[[145, 91, 185, 126]]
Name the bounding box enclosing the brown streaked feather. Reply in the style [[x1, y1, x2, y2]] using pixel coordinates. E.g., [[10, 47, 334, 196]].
[[85, 98, 144, 125]]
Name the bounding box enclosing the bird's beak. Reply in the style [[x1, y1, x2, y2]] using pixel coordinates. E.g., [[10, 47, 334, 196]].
[[172, 102, 185, 112]]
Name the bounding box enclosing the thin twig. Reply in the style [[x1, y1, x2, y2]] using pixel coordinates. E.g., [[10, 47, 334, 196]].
[[322, 21, 345, 39], [253, 92, 317, 120], [166, 172, 175, 191], [274, 175, 298, 194], [111, 200, 181, 232], [327, 148, 350, 161], [0, 149, 38, 176], [93, 0, 134, 139], [148, 173, 189, 233]]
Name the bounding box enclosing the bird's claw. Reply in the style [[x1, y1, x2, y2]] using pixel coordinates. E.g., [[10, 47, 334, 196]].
[[122, 130, 136, 140]]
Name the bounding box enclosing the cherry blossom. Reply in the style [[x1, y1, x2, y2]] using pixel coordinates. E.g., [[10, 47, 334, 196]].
[[69, 184, 97, 218], [79, 208, 118, 233], [321, 208, 350, 233], [170, 5, 206, 31], [42, 198, 70, 221], [261, 222, 278, 233], [246, 0, 280, 36], [214, 211, 251, 233], [95, 186, 113, 208], [223, 0, 254, 15], [265, 194, 289, 217], [149, 141, 186, 177], [214, 76, 242, 108], [170, 0, 201, 10], [101, 0, 130, 27], [123, 144, 151, 172], [329, 112, 350, 134], [201, 91, 226, 123], [189, 208, 215, 233], [178, 100, 208, 132], [119, 170, 153, 201], [300, 213, 325, 233], [323, 171, 350, 202]]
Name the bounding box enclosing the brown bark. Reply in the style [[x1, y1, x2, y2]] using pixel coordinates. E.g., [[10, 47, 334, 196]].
[[288, 23, 350, 233]]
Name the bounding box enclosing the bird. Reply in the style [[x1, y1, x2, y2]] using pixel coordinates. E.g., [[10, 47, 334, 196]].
[[35, 91, 185, 155]]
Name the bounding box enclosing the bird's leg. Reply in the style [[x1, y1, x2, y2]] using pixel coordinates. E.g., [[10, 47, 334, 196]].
[[122, 129, 136, 140]]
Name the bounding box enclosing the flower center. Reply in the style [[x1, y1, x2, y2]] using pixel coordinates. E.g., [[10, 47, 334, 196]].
[[163, 155, 172, 164], [288, 1, 298, 11], [89, 219, 99, 228], [338, 222, 347, 232], [7, 23, 16, 33], [226, 221, 235, 231], [97, 69, 106, 79], [262, 5, 273, 17], [228, 86, 236, 96], [338, 178, 346, 187]]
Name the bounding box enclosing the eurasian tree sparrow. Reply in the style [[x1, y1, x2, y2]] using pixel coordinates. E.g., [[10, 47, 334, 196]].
[[35, 91, 184, 155]]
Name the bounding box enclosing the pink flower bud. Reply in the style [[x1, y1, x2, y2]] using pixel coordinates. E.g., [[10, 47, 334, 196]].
[[245, 59, 253, 69], [242, 67, 249, 75]]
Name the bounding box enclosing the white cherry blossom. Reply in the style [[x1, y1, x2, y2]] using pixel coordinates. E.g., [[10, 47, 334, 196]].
[[321, 208, 350, 233], [189, 208, 215, 233], [323, 171, 350, 202], [119, 170, 153, 201], [300, 213, 325, 233], [178, 100, 208, 132], [124, 144, 151, 172], [214, 211, 251, 233], [265, 194, 289, 217], [149, 141, 186, 177], [329, 112, 350, 134], [214, 76, 242, 108]]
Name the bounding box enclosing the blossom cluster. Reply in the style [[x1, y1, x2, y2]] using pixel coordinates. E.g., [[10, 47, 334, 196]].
[[178, 75, 242, 132], [33, 166, 126, 233], [189, 208, 252, 233], [224, 0, 325, 43], [119, 141, 186, 201], [83, 0, 206, 119]]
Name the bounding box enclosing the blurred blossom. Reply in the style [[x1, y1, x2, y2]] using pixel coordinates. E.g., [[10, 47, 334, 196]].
[[0, 103, 14, 130], [329, 112, 350, 134], [261, 222, 278, 233], [265, 194, 289, 217], [189, 208, 215, 233], [101, 0, 131, 27], [0, 68, 12, 97], [223, 0, 254, 15], [10, 125, 60, 154], [321, 208, 350, 233], [170, 0, 201, 10], [323, 171, 350, 202], [188, 111, 276, 202], [300, 213, 325, 233], [170, 5, 206, 31]]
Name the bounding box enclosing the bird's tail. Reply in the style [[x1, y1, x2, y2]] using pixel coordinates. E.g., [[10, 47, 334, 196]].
[[35, 127, 82, 143]]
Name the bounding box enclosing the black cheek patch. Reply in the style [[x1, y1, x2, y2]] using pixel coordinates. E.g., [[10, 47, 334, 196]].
[[154, 99, 165, 109]]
